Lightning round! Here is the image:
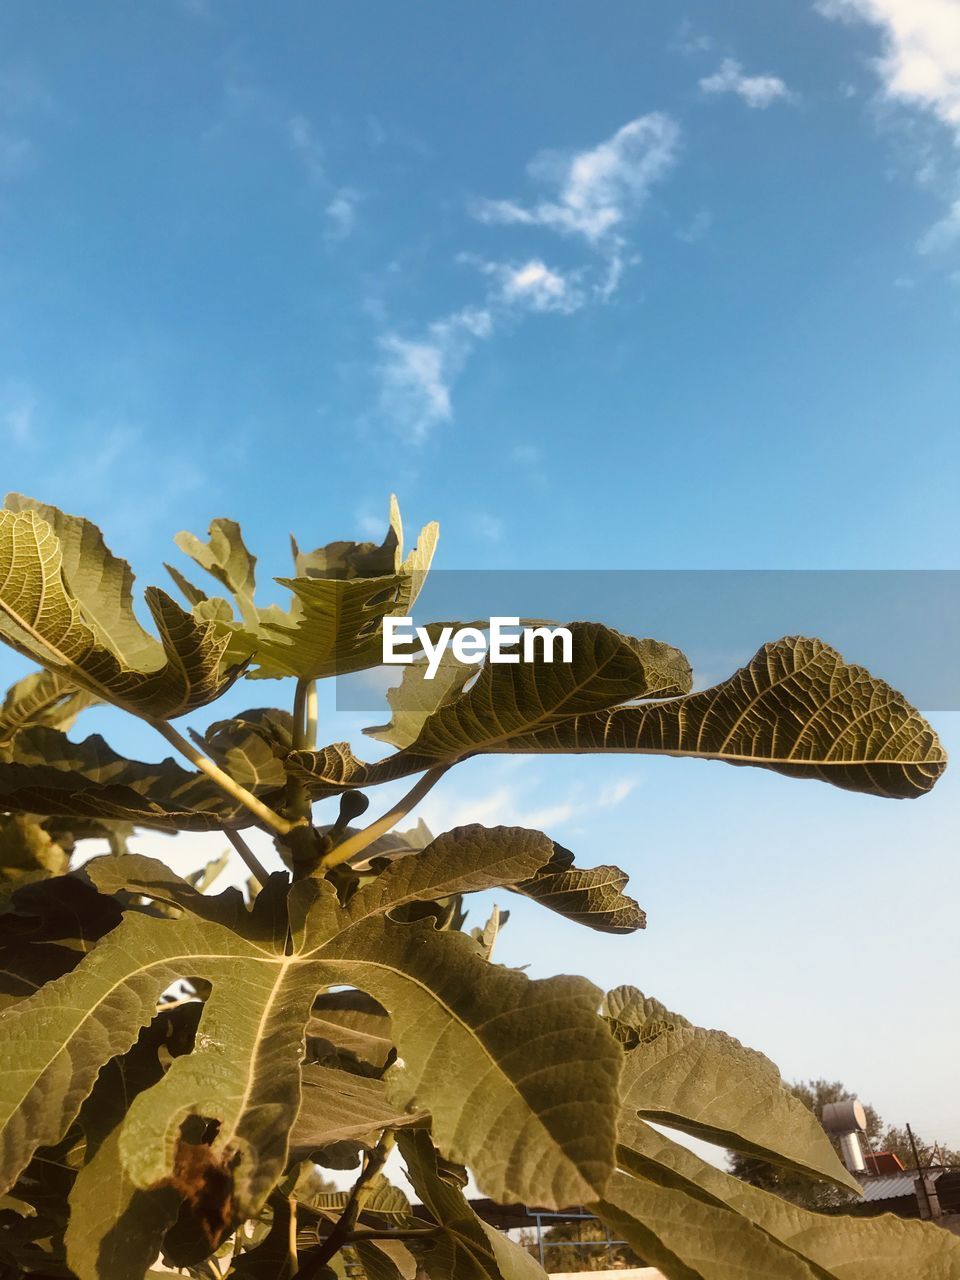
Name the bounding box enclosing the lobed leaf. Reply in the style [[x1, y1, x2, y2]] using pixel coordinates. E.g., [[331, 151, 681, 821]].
[[398, 1129, 548, 1279], [64, 1009, 199, 1280], [495, 636, 946, 799], [514, 845, 646, 934], [0, 502, 238, 719], [593, 1167, 820, 1280], [616, 1117, 960, 1280], [367, 623, 692, 763], [288, 636, 944, 803], [0, 727, 246, 830], [617, 992, 859, 1193], [0, 846, 622, 1242], [256, 496, 438, 681], [290, 1064, 426, 1160], [0, 668, 95, 749]]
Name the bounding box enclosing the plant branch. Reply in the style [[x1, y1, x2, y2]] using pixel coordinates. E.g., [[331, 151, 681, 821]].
[[318, 767, 448, 870], [344, 1225, 443, 1243], [304, 681, 318, 749], [223, 828, 271, 888], [292, 1131, 396, 1278], [292, 678, 317, 750], [288, 1194, 299, 1275], [147, 716, 298, 837]]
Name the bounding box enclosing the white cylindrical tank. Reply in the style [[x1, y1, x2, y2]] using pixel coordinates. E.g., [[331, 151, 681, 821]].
[[838, 1130, 866, 1173], [822, 1099, 867, 1135], [822, 1099, 868, 1174]]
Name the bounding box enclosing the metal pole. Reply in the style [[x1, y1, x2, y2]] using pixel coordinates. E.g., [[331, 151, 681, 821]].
[[907, 1122, 934, 1219]]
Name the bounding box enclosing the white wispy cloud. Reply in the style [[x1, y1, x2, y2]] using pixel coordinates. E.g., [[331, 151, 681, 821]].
[[818, 0, 960, 136], [286, 116, 362, 239], [325, 187, 360, 239], [474, 113, 679, 245], [378, 307, 493, 441], [419, 768, 640, 835], [699, 59, 793, 108], [466, 255, 584, 314], [286, 113, 325, 185], [377, 115, 680, 438], [917, 198, 960, 253], [818, 1, 960, 259]]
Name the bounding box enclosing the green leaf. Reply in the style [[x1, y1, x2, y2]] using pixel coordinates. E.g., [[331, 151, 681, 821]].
[[616, 995, 859, 1193], [0, 846, 621, 1237], [513, 845, 645, 934], [366, 623, 692, 763], [84, 853, 247, 929], [174, 519, 260, 630], [353, 1237, 418, 1280], [493, 636, 946, 799], [320, 916, 620, 1206], [0, 668, 95, 748], [307, 990, 394, 1076], [0, 876, 122, 1010], [0, 502, 239, 719], [199, 709, 294, 798], [64, 1009, 199, 1280], [170, 519, 291, 670], [171, 499, 439, 683], [289, 1064, 426, 1160], [252, 500, 439, 681], [592, 1165, 820, 1280], [602, 985, 691, 1047], [291, 495, 411, 580], [341, 824, 557, 920], [0, 815, 69, 885], [617, 1116, 960, 1280], [0, 727, 246, 830], [365, 649, 476, 749], [398, 1129, 548, 1280]]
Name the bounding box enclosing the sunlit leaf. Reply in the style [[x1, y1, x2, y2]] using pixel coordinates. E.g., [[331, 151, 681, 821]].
[[398, 1129, 548, 1279], [0, 668, 95, 749], [0, 727, 246, 830], [253, 499, 438, 681], [514, 845, 645, 934], [616, 992, 859, 1192], [0, 501, 238, 718], [0, 837, 621, 1244], [64, 1008, 199, 1280], [366, 623, 692, 762], [617, 1116, 960, 1280], [492, 636, 947, 799]]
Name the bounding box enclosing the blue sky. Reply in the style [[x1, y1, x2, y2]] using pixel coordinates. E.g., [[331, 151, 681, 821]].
[[1, 1, 959, 1151]]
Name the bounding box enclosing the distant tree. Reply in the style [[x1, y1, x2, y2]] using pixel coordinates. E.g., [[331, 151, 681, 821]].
[[523, 1218, 646, 1272], [728, 1079, 959, 1209], [878, 1126, 960, 1171]]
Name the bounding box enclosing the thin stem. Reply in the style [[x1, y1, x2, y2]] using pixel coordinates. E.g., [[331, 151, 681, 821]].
[[287, 1195, 298, 1275], [304, 681, 318, 748], [147, 717, 297, 837], [344, 1226, 443, 1243], [292, 1132, 396, 1278], [224, 828, 271, 888], [292, 678, 318, 750], [318, 767, 448, 870]]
